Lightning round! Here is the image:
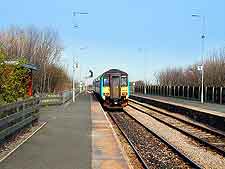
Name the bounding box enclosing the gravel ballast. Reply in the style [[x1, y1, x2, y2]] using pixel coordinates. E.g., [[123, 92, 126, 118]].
[[125, 106, 225, 169], [106, 113, 144, 169], [0, 122, 46, 162], [110, 111, 192, 168]]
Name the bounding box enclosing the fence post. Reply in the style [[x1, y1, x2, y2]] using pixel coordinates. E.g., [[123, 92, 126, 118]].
[[220, 87, 223, 104], [169, 86, 171, 96], [212, 87, 215, 103], [182, 86, 184, 97], [62, 95, 64, 104], [205, 87, 207, 102], [168, 86, 171, 96], [187, 86, 189, 98], [192, 87, 195, 99], [22, 102, 25, 120]]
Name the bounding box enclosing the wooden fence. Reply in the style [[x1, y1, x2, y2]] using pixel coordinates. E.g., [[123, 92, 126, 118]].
[[133, 85, 225, 104], [0, 98, 40, 142]]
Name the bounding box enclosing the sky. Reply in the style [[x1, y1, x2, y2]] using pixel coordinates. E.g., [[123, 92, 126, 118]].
[[1, 0, 225, 83]]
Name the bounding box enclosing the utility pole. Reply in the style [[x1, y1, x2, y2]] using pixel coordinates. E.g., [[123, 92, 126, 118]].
[[192, 14, 206, 104], [72, 56, 75, 102], [201, 16, 206, 104], [72, 11, 88, 98]]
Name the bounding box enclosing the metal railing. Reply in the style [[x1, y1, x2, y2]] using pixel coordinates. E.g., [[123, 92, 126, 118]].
[[40, 90, 79, 106]]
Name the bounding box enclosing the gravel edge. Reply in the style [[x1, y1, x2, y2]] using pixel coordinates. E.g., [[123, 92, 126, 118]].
[[0, 121, 47, 163]]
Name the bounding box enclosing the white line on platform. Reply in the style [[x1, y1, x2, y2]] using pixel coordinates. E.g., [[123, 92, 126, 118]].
[[0, 121, 47, 163]]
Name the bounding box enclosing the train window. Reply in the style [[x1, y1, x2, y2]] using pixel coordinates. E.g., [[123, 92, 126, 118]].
[[103, 77, 109, 86], [121, 76, 127, 86]]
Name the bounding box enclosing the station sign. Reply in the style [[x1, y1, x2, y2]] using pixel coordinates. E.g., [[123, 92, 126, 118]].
[[197, 65, 203, 71]]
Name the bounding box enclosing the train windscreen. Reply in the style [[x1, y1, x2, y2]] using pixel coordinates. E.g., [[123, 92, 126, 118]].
[[121, 76, 128, 86], [103, 76, 109, 86], [111, 76, 120, 98]]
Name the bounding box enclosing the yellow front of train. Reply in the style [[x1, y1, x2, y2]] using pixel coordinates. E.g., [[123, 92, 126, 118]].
[[102, 75, 129, 108]]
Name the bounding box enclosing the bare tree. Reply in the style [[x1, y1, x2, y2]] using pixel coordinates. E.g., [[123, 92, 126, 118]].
[[155, 47, 225, 87], [0, 26, 69, 93]]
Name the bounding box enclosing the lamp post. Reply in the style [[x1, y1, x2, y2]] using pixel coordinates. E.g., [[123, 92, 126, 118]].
[[72, 11, 88, 101], [192, 14, 206, 104], [138, 48, 148, 94], [72, 56, 78, 102]]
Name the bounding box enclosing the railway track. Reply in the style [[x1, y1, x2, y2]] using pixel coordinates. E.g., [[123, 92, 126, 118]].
[[128, 98, 225, 157], [108, 110, 201, 169]]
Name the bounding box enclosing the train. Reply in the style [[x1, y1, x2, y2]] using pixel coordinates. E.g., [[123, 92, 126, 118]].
[[93, 69, 129, 108]]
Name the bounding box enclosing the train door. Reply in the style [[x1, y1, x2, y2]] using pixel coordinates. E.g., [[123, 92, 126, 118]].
[[110, 75, 120, 98]]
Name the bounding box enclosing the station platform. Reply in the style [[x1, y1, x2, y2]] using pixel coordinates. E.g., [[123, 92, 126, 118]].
[[0, 93, 130, 169], [91, 95, 130, 169], [132, 94, 225, 117], [0, 93, 92, 169], [130, 94, 225, 131]]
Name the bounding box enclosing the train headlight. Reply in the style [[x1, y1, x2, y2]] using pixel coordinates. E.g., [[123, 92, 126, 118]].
[[104, 93, 110, 96], [122, 92, 127, 96]]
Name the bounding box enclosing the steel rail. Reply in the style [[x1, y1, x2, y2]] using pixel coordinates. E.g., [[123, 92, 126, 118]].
[[109, 110, 201, 169], [123, 109, 202, 169], [108, 111, 150, 169], [128, 100, 225, 157], [129, 98, 225, 137]]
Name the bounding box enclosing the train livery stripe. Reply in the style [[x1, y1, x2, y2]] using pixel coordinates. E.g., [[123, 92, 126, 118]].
[[100, 78, 104, 97], [128, 79, 130, 97]]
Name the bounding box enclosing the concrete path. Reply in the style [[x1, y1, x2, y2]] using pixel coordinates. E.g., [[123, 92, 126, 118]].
[[91, 95, 130, 169], [0, 94, 91, 169]]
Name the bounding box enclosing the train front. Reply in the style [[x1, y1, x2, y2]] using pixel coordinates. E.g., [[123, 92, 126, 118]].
[[103, 70, 129, 108]]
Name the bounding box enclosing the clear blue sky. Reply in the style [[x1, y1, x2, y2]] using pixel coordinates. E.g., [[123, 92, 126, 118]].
[[1, 0, 225, 83]]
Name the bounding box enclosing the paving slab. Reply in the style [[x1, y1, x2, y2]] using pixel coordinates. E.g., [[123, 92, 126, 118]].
[[0, 94, 91, 169], [91, 95, 130, 169]]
